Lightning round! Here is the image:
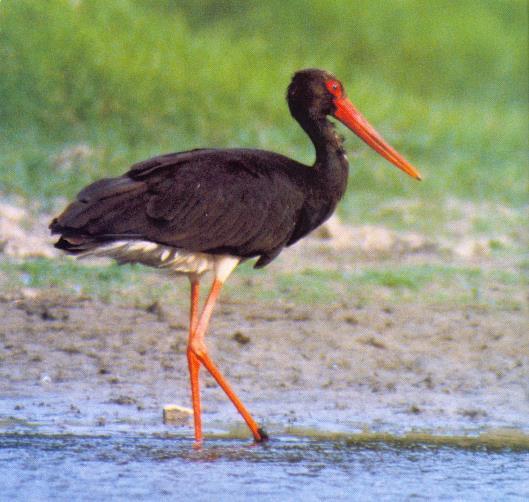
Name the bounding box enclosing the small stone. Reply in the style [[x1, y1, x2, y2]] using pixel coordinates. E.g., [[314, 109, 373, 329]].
[[146, 301, 166, 321], [343, 315, 359, 325], [21, 288, 39, 299], [232, 331, 251, 345], [110, 395, 138, 406], [358, 336, 387, 350], [163, 404, 193, 426]]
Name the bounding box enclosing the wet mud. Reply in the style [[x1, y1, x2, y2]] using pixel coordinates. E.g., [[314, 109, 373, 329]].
[[1, 288, 527, 438]]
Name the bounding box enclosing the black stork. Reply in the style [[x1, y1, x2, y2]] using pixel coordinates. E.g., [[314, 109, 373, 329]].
[[50, 69, 421, 444]]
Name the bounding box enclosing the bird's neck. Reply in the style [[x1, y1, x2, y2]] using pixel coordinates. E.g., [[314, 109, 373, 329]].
[[290, 116, 350, 237], [302, 117, 349, 199]]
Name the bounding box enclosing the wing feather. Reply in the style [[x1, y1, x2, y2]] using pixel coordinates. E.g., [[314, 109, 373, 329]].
[[50, 149, 307, 263]]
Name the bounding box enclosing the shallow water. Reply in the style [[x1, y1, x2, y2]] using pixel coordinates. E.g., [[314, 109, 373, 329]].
[[2, 389, 529, 501], [1, 432, 528, 501]]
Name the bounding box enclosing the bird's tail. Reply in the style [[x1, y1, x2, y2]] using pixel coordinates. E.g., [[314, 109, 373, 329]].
[[49, 175, 146, 254]]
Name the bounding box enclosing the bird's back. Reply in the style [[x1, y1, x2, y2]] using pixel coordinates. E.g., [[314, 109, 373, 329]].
[[50, 148, 323, 267]]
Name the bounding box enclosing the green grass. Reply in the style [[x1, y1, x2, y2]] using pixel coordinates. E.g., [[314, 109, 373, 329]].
[[0, 257, 174, 304], [0, 0, 527, 213], [235, 262, 528, 309], [5, 256, 522, 310]]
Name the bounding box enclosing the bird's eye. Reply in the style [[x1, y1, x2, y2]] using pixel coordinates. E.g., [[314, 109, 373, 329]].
[[325, 80, 342, 97]]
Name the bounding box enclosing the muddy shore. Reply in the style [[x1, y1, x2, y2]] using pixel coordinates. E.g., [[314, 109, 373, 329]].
[[1, 283, 527, 437]]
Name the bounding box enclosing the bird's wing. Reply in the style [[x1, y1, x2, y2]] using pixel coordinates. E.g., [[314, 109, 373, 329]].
[[50, 149, 306, 260]]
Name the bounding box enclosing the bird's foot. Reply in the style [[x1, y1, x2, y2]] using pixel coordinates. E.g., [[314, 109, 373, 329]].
[[256, 427, 270, 443]]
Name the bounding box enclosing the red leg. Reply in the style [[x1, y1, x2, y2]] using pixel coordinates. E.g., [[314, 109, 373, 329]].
[[187, 278, 202, 443], [188, 278, 267, 442]]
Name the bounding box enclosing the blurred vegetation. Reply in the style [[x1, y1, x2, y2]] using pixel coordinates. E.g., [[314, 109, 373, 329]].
[[0, 0, 527, 211]]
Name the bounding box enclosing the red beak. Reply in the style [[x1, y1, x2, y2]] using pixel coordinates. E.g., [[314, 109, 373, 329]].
[[333, 97, 422, 181]]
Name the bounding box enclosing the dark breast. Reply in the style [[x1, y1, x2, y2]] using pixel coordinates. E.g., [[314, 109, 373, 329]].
[[50, 148, 327, 268]]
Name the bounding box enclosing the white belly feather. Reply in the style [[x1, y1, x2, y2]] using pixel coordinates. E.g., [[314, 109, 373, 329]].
[[79, 240, 240, 280]]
